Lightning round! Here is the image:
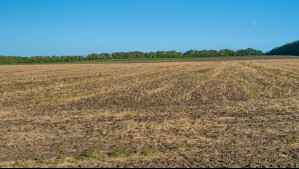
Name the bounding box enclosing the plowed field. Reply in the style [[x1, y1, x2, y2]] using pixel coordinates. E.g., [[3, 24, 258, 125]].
[[0, 58, 299, 167]]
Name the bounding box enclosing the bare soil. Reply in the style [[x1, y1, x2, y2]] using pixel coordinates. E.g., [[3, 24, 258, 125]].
[[0, 58, 299, 168]]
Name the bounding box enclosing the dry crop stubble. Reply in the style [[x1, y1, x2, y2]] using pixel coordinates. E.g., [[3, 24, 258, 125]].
[[0, 58, 299, 167]]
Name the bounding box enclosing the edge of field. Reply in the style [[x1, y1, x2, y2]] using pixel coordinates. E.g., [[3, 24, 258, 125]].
[[0, 56, 298, 65]]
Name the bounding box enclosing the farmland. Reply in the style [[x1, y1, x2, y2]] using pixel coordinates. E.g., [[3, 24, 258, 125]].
[[0, 57, 299, 167]]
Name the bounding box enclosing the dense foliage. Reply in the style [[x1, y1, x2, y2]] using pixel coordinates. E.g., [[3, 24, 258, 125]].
[[0, 48, 263, 64], [267, 40, 299, 56]]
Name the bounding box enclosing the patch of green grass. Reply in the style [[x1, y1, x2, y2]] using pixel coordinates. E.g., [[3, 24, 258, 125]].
[[109, 150, 122, 158], [38, 92, 82, 105], [175, 141, 185, 151], [74, 144, 81, 149], [58, 155, 68, 164], [109, 147, 132, 158], [287, 136, 298, 147], [57, 142, 66, 151], [22, 161, 31, 168], [173, 93, 183, 102], [141, 147, 155, 156], [296, 163, 299, 168], [274, 88, 290, 98], [13, 161, 21, 167], [35, 156, 46, 164], [174, 142, 195, 154], [187, 146, 194, 152], [97, 129, 115, 136], [244, 89, 256, 98], [78, 143, 102, 160], [108, 147, 133, 158], [237, 78, 246, 85], [80, 150, 98, 160], [94, 143, 102, 150], [122, 147, 132, 157]]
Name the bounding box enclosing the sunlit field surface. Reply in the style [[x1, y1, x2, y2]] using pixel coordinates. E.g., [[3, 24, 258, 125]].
[[0, 58, 299, 167]]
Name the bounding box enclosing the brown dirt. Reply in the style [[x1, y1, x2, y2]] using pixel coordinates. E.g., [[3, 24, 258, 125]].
[[0, 58, 299, 168]]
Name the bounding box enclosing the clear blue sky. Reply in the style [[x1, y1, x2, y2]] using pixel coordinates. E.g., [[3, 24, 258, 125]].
[[0, 0, 299, 56]]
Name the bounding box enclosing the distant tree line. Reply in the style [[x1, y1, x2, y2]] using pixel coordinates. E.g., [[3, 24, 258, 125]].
[[267, 40, 299, 56], [0, 48, 263, 64]]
